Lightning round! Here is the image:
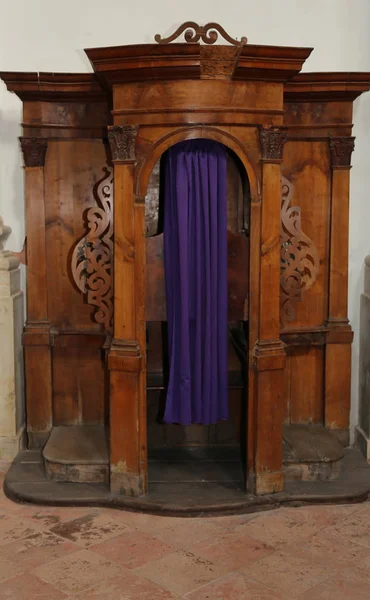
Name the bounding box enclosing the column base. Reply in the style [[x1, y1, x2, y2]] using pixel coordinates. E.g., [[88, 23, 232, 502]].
[[27, 430, 51, 449], [255, 470, 284, 495], [0, 426, 26, 465], [110, 468, 144, 496]]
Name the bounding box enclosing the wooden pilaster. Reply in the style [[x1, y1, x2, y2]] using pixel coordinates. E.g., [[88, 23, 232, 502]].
[[325, 137, 355, 445], [107, 125, 147, 496], [253, 127, 287, 494], [20, 137, 52, 448]]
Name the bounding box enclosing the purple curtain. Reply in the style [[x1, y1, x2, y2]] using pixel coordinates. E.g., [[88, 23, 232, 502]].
[[163, 139, 228, 425]]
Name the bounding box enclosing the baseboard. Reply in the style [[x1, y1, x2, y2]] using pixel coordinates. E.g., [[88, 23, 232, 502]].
[[355, 426, 370, 462]]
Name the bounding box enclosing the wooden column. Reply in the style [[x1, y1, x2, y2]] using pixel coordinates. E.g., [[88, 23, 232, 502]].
[[107, 125, 147, 496], [20, 138, 52, 448], [253, 127, 287, 495], [325, 137, 355, 446]]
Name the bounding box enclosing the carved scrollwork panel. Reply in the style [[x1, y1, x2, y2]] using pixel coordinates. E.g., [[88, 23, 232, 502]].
[[71, 166, 114, 331], [280, 175, 320, 325]]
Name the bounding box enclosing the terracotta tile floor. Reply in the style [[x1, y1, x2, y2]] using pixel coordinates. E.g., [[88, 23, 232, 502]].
[[1, 470, 370, 599]]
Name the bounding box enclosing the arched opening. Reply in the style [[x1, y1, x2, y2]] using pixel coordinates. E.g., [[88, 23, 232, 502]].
[[145, 139, 250, 494]]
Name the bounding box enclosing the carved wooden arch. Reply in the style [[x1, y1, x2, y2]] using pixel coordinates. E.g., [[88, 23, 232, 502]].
[[136, 126, 260, 202]]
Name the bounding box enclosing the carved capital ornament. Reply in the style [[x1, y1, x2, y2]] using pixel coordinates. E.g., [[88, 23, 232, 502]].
[[108, 125, 138, 162], [20, 137, 48, 167], [329, 137, 355, 169], [259, 128, 288, 163]]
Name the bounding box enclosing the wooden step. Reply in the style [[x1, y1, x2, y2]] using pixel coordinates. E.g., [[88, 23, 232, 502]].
[[283, 424, 344, 482], [43, 425, 109, 483]]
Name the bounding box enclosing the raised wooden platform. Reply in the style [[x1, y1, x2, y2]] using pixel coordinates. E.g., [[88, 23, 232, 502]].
[[283, 424, 344, 481], [3, 447, 370, 516], [43, 425, 109, 483], [41, 423, 346, 487]]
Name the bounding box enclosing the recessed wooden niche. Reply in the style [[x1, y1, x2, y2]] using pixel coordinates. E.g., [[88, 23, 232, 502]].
[[2, 22, 370, 513]]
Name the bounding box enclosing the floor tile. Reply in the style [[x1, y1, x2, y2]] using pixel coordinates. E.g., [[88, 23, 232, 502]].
[[151, 517, 223, 547], [185, 571, 288, 599], [0, 572, 68, 599], [283, 530, 370, 570], [49, 512, 132, 547], [91, 530, 175, 569], [189, 530, 274, 570], [0, 530, 80, 570], [324, 507, 370, 549], [0, 514, 44, 545], [299, 575, 370, 599], [73, 572, 181, 599], [243, 550, 332, 597], [134, 548, 229, 595], [33, 548, 123, 595], [235, 507, 330, 549], [340, 553, 370, 586], [0, 554, 25, 583]]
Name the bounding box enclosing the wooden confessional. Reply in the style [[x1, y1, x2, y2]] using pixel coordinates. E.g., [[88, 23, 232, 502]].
[[2, 23, 370, 511]]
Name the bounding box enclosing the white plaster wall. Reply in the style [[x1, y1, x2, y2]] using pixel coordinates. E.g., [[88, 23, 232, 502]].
[[1, 0, 370, 438]]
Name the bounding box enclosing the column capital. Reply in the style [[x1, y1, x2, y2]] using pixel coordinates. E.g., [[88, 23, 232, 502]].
[[329, 136, 355, 169], [19, 137, 48, 167], [259, 127, 288, 163], [108, 125, 138, 163]]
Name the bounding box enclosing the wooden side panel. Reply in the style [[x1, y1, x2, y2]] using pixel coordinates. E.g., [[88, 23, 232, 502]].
[[44, 139, 109, 425], [281, 141, 330, 329], [44, 140, 109, 330], [289, 347, 324, 424]]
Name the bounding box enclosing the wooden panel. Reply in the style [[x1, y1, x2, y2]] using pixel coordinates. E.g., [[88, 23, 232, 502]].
[[259, 162, 281, 340], [110, 370, 140, 472], [329, 169, 350, 319], [325, 343, 351, 430], [113, 164, 136, 340], [24, 346, 52, 433], [53, 346, 106, 426], [289, 347, 324, 424], [52, 347, 78, 425], [284, 355, 292, 424], [281, 141, 330, 329], [44, 139, 109, 330]]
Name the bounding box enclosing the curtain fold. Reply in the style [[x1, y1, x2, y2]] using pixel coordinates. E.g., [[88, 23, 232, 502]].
[[163, 139, 228, 425]]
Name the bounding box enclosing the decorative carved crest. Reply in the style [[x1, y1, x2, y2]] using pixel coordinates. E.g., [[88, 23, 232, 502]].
[[20, 137, 48, 167], [71, 166, 114, 331], [108, 126, 138, 162], [280, 176, 319, 325], [259, 128, 288, 163], [329, 136, 355, 168], [155, 22, 248, 46]]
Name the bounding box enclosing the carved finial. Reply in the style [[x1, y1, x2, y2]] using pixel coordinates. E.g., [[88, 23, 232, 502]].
[[259, 127, 288, 163], [20, 138, 48, 167], [155, 22, 248, 46], [329, 137, 355, 169], [108, 126, 138, 162]]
